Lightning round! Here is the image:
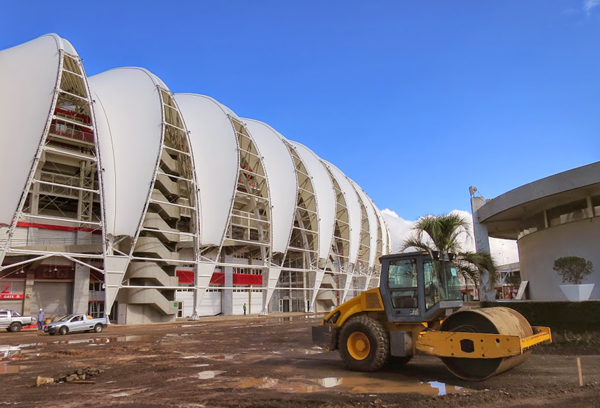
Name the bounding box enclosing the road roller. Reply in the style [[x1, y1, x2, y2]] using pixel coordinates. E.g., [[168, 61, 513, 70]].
[[312, 251, 552, 381]]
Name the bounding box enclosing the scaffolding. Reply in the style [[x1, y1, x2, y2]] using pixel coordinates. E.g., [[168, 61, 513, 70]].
[[0, 47, 107, 316]]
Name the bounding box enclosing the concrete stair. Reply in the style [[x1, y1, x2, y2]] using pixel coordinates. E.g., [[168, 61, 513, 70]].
[[160, 151, 180, 174], [127, 288, 177, 315], [316, 274, 337, 308], [128, 261, 179, 287], [150, 189, 180, 220], [155, 173, 180, 198], [135, 236, 179, 263], [143, 212, 180, 243]]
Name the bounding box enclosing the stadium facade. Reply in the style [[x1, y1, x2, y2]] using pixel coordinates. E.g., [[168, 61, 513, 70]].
[[0, 34, 391, 324]]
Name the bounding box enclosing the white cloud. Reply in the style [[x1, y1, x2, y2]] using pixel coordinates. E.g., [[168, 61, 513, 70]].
[[382, 208, 519, 265], [584, 0, 600, 15]]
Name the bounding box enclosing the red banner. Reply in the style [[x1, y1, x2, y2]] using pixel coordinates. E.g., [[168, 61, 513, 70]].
[[176, 270, 195, 284], [233, 273, 262, 286], [0, 294, 24, 300], [177, 271, 263, 286]]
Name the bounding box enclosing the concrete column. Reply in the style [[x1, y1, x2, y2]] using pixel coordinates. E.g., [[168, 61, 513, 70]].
[[341, 263, 354, 303], [22, 269, 36, 316], [260, 266, 281, 315], [222, 256, 233, 315], [470, 196, 496, 301], [72, 263, 90, 314], [192, 262, 216, 320]]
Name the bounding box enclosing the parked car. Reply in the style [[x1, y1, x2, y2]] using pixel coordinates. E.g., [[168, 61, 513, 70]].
[[45, 314, 109, 335], [0, 309, 35, 332]]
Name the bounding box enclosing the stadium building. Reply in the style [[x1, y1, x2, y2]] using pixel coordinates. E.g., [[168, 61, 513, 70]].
[[472, 161, 600, 301], [0, 34, 391, 324]]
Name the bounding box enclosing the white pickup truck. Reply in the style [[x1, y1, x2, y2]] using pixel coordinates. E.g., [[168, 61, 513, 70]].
[[44, 313, 109, 335], [0, 309, 35, 332]]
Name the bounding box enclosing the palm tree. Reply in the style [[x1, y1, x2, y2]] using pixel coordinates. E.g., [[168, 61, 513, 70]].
[[401, 213, 497, 299]]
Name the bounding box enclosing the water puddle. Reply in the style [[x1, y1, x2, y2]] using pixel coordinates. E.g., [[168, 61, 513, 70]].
[[0, 363, 27, 374], [110, 388, 148, 398], [0, 345, 21, 360], [203, 354, 235, 361], [198, 370, 224, 379], [51, 335, 157, 345], [235, 375, 470, 396], [181, 354, 235, 361], [238, 377, 279, 389], [289, 348, 324, 355]]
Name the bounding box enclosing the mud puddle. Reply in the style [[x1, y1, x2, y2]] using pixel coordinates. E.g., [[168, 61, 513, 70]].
[[314, 376, 468, 395], [0, 363, 27, 374], [236, 375, 471, 396]]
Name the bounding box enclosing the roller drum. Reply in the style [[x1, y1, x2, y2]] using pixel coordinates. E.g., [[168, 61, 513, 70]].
[[440, 307, 533, 381]]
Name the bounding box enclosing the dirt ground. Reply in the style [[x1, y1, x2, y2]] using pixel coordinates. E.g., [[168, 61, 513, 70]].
[[1, 313, 599, 408]]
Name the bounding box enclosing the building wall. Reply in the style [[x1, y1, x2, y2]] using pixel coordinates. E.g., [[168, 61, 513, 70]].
[[177, 290, 222, 317], [30, 281, 72, 316], [518, 216, 600, 300]]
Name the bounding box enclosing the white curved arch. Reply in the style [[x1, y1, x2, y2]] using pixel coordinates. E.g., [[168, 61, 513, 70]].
[[377, 210, 389, 256], [350, 181, 379, 269], [322, 161, 362, 265], [243, 119, 296, 254], [288, 142, 336, 261], [368, 198, 388, 256], [174, 93, 239, 247], [89, 67, 164, 238], [0, 34, 64, 225]]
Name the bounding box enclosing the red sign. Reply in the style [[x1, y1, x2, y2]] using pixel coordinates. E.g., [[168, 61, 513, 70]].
[[176, 270, 195, 284], [0, 294, 24, 300]]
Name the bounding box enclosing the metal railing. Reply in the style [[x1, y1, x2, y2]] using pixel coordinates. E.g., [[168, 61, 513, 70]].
[[49, 122, 94, 144]]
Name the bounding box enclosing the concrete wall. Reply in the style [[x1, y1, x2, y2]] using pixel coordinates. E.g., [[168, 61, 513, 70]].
[[30, 281, 72, 317], [125, 304, 176, 324], [519, 217, 600, 300]]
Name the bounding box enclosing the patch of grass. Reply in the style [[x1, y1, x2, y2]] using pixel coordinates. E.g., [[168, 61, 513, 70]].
[[551, 331, 600, 346]]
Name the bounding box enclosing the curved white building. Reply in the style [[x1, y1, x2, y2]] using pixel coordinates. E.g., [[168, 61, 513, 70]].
[[0, 34, 390, 324]]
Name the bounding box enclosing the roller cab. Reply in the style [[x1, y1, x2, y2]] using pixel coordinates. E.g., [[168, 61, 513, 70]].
[[312, 251, 552, 380]]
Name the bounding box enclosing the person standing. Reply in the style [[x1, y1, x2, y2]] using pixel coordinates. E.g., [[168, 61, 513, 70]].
[[243, 303, 247, 316], [37, 308, 45, 331]]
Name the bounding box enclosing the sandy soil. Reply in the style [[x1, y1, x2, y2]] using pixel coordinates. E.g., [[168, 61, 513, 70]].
[[1, 313, 599, 408]]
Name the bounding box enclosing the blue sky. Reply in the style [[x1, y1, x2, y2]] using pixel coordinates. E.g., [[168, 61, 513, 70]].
[[2, 1, 598, 220]]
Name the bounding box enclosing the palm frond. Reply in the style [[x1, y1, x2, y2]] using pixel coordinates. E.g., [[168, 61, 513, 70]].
[[401, 236, 431, 253], [412, 213, 470, 254], [457, 250, 499, 285]]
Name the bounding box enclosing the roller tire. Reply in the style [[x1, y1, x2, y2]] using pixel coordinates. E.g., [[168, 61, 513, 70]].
[[339, 315, 389, 372]]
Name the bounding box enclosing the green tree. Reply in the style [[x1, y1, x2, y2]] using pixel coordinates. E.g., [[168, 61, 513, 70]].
[[401, 213, 498, 297], [553, 256, 593, 285]]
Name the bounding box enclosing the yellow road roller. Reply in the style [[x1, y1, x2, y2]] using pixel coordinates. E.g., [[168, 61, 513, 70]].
[[312, 251, 552, 380]]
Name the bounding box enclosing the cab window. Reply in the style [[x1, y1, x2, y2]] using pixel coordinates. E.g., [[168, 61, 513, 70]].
[[388, 258, 418, 308], [423, 260, 462, 309]]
